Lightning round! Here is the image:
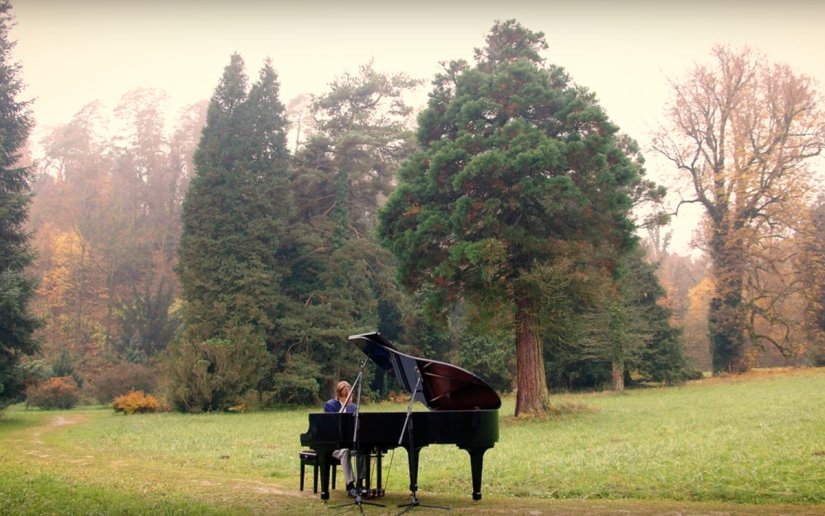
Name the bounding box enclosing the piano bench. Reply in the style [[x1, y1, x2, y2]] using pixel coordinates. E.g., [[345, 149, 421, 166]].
[[299, 451, 339, 494]]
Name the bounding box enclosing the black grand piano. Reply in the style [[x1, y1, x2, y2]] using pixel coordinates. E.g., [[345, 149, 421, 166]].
[[300, 332, 501, 502]]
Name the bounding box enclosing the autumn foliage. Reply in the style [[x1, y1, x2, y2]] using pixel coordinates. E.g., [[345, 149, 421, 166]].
[[90, 362, 158, 404], [654, 45, 825, 374], [26, 376, 80, 410], [112, 390, 161, 414]]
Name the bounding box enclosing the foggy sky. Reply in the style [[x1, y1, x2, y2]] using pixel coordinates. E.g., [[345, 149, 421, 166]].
[[10, 0, 825, 253]]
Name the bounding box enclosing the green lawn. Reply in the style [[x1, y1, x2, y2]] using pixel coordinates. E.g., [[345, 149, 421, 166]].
[[2, 368, 824, 514]]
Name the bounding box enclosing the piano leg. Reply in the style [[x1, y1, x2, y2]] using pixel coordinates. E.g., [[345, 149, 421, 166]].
[[356, 449, 369, 494], [316, 449, 333, 500], [407, 445, 423, 494], [465, 447, 492, 501], [375, 449, 384, 495]]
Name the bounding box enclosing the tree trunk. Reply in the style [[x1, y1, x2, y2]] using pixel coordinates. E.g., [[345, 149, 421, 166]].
[[514, 294, 551, 416], [611, 360, 625, 392], [709, 230, 748, 374], [609, 301, 626, 392]]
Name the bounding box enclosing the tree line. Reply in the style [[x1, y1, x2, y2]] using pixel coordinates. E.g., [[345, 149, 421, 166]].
[[2, 10, 824, 415]]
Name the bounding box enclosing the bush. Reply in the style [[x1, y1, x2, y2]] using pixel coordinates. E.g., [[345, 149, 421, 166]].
[[270, 374, 319, 406], [264, 354, 321, 406], [90, 362, 158, 404], [26, 376, 80, 410], [19, 359, 53, 390], [160, 327, 271, 412], [51, 349, 83, 388], [112, 390, 161, 414]]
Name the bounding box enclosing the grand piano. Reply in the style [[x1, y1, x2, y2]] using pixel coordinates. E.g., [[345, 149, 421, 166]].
[[300, 332, 501, 502]]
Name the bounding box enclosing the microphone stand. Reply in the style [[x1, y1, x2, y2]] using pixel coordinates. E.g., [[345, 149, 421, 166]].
[[331, 357, 384, 513], [397, 371, 448, 514]]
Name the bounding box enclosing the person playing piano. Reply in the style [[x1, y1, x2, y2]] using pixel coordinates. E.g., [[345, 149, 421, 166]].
[[323, 380, 360, 496]]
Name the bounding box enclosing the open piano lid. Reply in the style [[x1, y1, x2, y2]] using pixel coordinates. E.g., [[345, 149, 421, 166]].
[[349, 332, 501, 411]]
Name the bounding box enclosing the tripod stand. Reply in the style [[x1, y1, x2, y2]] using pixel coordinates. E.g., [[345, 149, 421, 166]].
[[331, 357, 384, 513], [396, 373, 448, 514]]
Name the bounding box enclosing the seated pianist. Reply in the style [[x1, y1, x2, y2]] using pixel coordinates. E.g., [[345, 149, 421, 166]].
[[323, 380, 365, 497]]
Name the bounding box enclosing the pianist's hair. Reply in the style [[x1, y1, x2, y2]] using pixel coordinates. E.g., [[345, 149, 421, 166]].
[[336, 380, 351, 399]]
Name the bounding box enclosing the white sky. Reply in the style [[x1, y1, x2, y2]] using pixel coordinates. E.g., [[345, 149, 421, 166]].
[[10, 0, 825, 254]]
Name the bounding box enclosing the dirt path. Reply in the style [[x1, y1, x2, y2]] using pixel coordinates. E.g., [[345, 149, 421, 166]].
[[6, 411, 299, 508], [9, 413, 90, 460]]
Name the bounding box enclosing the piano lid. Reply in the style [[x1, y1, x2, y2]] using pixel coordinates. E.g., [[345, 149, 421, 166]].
[[349, 332, 501, 411]]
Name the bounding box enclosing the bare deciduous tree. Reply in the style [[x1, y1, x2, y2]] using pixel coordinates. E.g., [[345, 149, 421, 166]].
[[653, 45, 825, 373]]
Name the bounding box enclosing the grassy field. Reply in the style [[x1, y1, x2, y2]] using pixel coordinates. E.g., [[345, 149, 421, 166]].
[[1, 368, 824, 515]]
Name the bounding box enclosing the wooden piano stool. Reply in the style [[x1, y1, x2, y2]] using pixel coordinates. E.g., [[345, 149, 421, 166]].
[[299, 450, 339, 494]]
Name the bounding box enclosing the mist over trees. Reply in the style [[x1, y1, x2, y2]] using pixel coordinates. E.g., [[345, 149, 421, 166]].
[[6, 11, 824, 415], [22, 89, 206, 409]]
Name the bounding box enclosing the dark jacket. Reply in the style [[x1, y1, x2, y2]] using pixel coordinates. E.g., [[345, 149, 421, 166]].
[[323, 399, 356, 413]]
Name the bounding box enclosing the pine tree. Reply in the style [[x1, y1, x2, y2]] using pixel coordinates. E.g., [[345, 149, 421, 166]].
[[282, 62, 419, 395], [0, 0, 39, 408], [178, 55, 290, 341], [171, 55, 292, 411], [378, 20, 656, 415]]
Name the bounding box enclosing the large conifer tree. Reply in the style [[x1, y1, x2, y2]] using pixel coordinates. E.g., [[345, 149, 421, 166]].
[[0, 0, 38, 408], [172, 55, 291, 411], [284, 62, 418, 394], [378, 21, 654, 415]]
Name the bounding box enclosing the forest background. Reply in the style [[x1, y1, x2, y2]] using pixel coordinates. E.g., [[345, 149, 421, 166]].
[[3, 1, 825, 415]]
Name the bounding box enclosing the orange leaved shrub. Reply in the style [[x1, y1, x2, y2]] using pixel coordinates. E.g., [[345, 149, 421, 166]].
[[26, 376, 80, 410], [112, 390, 161, 414]]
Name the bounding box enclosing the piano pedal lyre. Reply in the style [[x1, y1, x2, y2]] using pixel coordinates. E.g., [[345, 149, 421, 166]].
[[364, 488, 384, 499]]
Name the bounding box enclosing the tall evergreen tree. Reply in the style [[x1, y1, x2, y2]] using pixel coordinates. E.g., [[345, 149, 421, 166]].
[[171, 55, 292, 411], [0, 0, 39, 408], [378, 21, 657, 415], [178, 55, 290, 341], [284, 62, 419, 396]]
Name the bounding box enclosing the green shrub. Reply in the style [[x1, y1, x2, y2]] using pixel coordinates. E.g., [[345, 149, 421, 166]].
[[270, 374, 319, 405], [19, 359, 53, 390], [112, 390, 161, 414], [265, 354, 321, 406], [160, 327, 271, 412], [26, 376, 80, 410], [90, 362, 158, 404]]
